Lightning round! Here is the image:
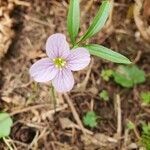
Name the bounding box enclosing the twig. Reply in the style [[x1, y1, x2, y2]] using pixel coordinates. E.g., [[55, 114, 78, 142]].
[[122, 129, 129, 150], [63, 93, 86, 135], [3, 138, 14, 150], [6, 138, 28, 148], [90, 99, 94, 111], [16, 120, 44, 129], [12, 0, 30, 7], [41, 104, 68, 120], [10, 103, 52, 116], [27, 130, 39, 150], [60, 117, 93, 135], [116, 94, 122, 139], [73, 122, 93, 135], [133, 127, 141, 140], [133, 50, 142, 63]]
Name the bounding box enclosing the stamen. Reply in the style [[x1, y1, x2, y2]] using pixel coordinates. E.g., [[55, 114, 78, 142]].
[[55, 65, 59, 68], [53, 57, 66, 69]]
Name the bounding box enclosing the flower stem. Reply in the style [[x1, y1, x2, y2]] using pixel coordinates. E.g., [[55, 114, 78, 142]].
[[51, 86, 57, 112]]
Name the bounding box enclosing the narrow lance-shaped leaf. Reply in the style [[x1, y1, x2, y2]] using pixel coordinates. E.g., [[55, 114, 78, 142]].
[[67, 0, 80, 45], [79, 0, 111, 43], [84, 44, 132, 64]]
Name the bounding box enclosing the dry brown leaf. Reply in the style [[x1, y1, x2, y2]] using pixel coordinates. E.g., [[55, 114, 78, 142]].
[[59, 117, 75, 129], [81, 133, 118, 150], [2, 95, 26, 105], [1, 96, 12, 103], [128, 143, 138, 149]]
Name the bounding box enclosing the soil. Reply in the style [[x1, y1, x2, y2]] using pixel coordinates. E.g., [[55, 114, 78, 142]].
[[0, 0, 150, 150]]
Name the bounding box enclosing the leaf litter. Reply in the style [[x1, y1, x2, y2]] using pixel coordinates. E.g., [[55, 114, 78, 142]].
[[0, 0, 150, 149]]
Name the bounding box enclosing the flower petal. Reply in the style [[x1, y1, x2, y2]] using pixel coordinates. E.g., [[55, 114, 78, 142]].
[[52, 69, 74, 92], [29, 58, 58, 82], [46, 33, 70, 59], [67, 47, 91, 71]]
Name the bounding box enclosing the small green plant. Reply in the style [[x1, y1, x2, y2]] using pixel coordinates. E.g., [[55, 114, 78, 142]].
[[29, 0, 131, 93], [140, 92, 150, 105], [140, 123, 150, 150], [101, 69, 113, 81], [113, 65, 145, 88], [126, 121, 150, 149], [83, 111, 98, 128], [99, 90, 109, 101], [0, 112, 13, 138]]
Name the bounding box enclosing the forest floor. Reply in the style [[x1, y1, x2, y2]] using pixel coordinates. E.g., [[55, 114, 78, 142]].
[[0, 0, 150, 150]]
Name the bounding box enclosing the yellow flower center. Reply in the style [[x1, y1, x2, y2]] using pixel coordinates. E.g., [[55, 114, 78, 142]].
[[53, 58, 66, 69]]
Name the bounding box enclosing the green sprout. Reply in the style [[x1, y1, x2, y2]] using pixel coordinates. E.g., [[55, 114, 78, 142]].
[[101, 69, 113, 81], [99, 90, 109, 101], [83, 111, 99, 128], [140, 123, 150, 150], [140, 92, 150, 105]]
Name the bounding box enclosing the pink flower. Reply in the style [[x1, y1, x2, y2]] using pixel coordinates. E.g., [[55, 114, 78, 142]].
[[29, 33, 91, 92]]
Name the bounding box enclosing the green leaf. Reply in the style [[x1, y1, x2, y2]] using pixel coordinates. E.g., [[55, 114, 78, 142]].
[[140, 91, 150, 105], [0, 113, 13, 138], [101, 69, 113, 81], [79, 0, 111, 43], [84, 44, 131, 64], [141, 134, 150, 150], [99, 90, 109, 101], [141, 123, 150, 150], [67, 0, 80, 44], [113, 65, 146, 88], [83, 111, 98, 128], [142, 123, 150, 135]]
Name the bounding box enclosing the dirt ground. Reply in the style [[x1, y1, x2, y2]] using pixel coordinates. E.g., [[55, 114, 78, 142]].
[[0, 0, 150, 149]]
